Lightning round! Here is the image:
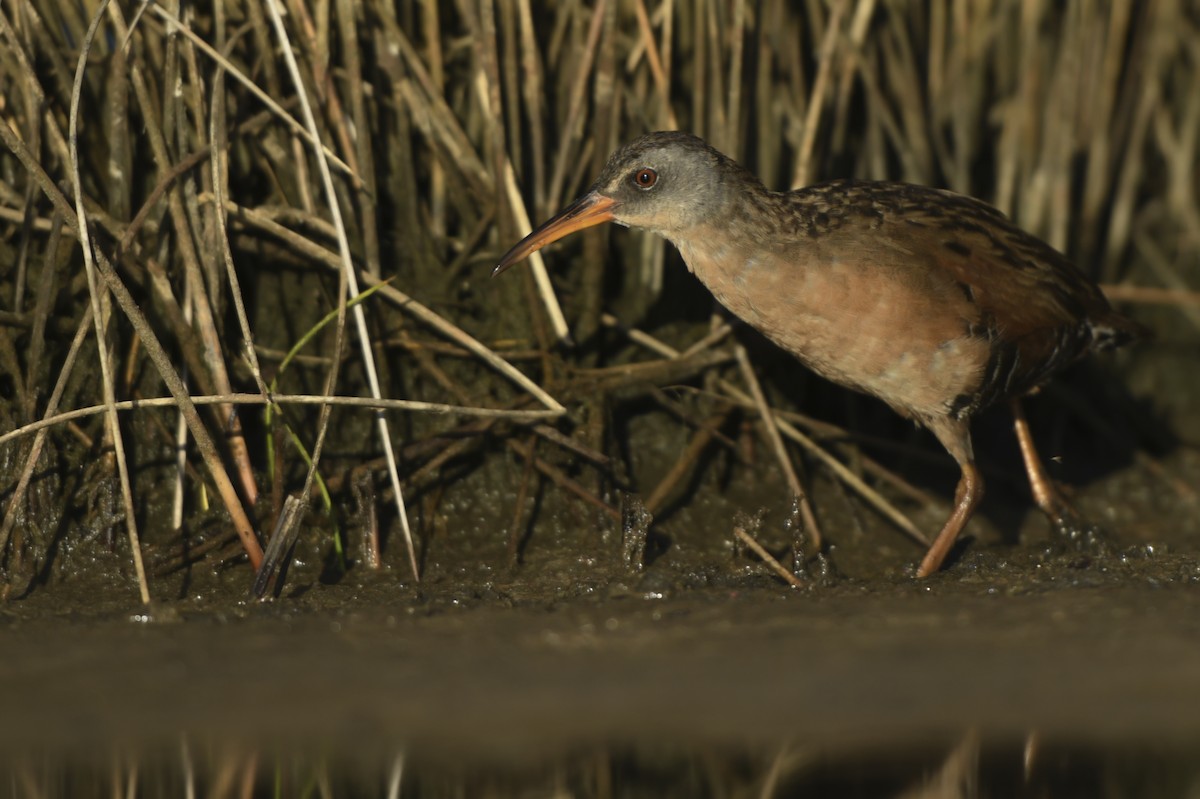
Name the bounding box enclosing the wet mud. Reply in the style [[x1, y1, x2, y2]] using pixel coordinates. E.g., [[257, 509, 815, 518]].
[[2, 221, 1196, 798], [2, 435, 1199, 796]]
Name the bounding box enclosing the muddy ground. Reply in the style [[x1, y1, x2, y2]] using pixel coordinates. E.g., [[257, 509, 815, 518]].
[[1, 232, 1197, 798], [1, 364, 1198, 796]]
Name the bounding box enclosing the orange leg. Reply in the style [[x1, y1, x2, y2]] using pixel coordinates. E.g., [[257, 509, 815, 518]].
[[1009, 398, 1112, 553], [917, 461, 984, 578], [919, 417, 985, 577], [1009, 398, 1072, 524]]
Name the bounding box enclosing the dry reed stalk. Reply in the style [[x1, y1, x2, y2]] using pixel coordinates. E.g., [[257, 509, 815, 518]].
[[643, 407, 732, 517], [648, 387, 743, 455], [208, 40, 267, 398], [0, 1, 1193, 591], [732, 523, 802, 588], [122, 12, 259, 507], [531, 423, 611, 469], [600, 314, 928, 548], [1101, 284, 1200, 310], [246, 0, 400, 588], [83, 253, 264, 568], [768, 408, 940, 507], [0, 395, 561, 452], [545, 0, 608, 212], [1079, 3, 1132, 257], [498, 115, 572, 343], [515, 0, 548, 217], [1133, 231, 1200, 334], [0, 308, 91, 561], [24, 215, 64, 421], [791, 0, 847, 188], [558, 348, 732, 400], [336, 0, 382, 277], [724, 0, 746, 154], [576, 0, 619, 347], [266, 0, 408, 578], [506, 437, 621, 521], [387, 26, 492, 196], [735, 345, 821, 550], [223, 200, 566, 412], [718, 381, 930, 547], [145, 5, 357, 179], [70, 0, 147, 602], [632, 0, 678, 130], [505, 433, 539, 566]]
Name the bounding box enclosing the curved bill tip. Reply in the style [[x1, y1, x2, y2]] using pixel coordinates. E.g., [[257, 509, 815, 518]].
[[492, 193, 618, 277]]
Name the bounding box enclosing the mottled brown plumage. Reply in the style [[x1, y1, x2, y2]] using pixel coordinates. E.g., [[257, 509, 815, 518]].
[[494, 131, 1146, 576]]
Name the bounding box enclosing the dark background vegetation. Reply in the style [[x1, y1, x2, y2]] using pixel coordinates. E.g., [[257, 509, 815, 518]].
[[0, 1, 1198, 794]]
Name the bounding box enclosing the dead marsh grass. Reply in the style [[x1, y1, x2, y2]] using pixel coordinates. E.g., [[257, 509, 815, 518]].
[[0, 1, 1196, 601]]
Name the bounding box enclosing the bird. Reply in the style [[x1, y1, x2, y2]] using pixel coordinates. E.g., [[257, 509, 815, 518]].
[[493, 131, 1146, 577]]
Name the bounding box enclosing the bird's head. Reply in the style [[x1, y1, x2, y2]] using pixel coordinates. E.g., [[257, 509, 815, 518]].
[[493, 131, 747, 276]]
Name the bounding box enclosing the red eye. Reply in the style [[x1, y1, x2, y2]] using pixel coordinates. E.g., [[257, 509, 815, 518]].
[[633, 168, 658, 189]]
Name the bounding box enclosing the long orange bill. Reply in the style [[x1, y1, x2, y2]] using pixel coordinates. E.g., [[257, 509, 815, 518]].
[[492, 192, 619, 277]]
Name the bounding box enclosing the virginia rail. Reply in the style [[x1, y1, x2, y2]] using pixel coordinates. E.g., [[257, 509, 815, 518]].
[[494, 131, 1146, 577]]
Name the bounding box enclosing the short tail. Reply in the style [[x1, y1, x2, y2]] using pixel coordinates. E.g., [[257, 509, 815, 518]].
[[1089, 310, 1151, 351]]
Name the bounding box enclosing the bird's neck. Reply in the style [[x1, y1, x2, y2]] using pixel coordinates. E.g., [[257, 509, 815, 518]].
[[668, 205, 778, 322], [666, 186, 834, 354], [666, 183, 781, 277]]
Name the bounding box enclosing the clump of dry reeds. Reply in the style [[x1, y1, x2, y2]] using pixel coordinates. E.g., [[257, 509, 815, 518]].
[[0, 1, 1195, 601]]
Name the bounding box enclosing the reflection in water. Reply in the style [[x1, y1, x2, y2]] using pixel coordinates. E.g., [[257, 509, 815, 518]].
[[3, 581, 1200, 797], [5, 734, 1200, 797]]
